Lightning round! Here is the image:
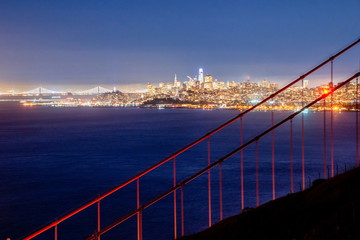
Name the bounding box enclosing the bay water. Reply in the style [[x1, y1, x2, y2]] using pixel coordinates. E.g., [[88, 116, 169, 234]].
[[0, 102, 357, 239]]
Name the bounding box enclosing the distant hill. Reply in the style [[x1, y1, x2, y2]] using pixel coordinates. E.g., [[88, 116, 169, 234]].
[[181, 167, 360, 240]]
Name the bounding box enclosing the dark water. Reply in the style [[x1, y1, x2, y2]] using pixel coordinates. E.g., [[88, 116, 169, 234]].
[[0, 102, 358, 239]]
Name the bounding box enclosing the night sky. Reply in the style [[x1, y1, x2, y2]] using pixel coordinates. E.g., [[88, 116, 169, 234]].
[[0, 0, 359, 91]]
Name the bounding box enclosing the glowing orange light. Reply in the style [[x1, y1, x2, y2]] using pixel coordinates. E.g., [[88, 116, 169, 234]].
[[323, 89, 330, 94]]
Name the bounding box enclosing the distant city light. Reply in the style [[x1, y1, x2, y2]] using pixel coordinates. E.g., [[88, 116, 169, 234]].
[[250, 99, 260, 104]]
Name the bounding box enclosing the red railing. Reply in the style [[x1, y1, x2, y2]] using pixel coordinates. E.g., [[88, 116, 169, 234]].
[[87, 71, 360, 240], [23, 39, 360, 240]]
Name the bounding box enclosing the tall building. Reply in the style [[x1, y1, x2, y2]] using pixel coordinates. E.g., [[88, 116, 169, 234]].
[[174, 74, 181, 88], [146, 83, 154, 93], [198, 68, 204, 83], [261, 80, 270, 88], [303, 80, 309, 88], [204, 74, 213, 90]]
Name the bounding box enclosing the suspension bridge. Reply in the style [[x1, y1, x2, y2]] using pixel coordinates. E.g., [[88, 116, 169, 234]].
[[18, 86, 113, 95], [21, 38, 360, 240]]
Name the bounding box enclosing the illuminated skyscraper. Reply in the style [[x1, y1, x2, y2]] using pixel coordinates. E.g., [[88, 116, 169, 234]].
[[174, 74, 181, 88], [198, 68, 204, 83], [303, 80, 309, 88], [204, 74, 213, 90]]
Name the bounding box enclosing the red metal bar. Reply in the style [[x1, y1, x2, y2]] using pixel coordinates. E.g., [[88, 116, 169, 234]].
[[54, 225, 58, 240], [301, 113, 305, 190], [255, 140, 259, 207], [207, 137, 212, 227], [301, 78, 306, 190], [240, 118, 245, 211], [97, 201, 101, 240], [173, 157, 177, 239], [271, 111, 275, 200], [91, 71, 360, 239], [24, 39, 360, 240], [219, 163, 223, 221], [289, 119, 294, 193], [357, 77, 359, 167], [330, 101, 334, 174], [137, 179, 142, 240], [180, 187, 185, 237], [330, 61, 335, 176], [323, 98, 327, 179], [330, 61, 335, 177]]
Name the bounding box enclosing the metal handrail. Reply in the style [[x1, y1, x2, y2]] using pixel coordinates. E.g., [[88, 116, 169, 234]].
[[23, 39, 360, 240]]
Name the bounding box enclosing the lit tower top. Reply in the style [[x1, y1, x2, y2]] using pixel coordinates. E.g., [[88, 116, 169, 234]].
[[174, 74, 180, 88], [198, 68, 204, 83]]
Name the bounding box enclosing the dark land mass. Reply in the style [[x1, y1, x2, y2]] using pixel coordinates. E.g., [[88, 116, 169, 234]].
[[181, 167, 360, 240]]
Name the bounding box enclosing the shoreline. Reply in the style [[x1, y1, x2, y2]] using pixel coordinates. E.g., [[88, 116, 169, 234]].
[[0, 100, 354, 112]]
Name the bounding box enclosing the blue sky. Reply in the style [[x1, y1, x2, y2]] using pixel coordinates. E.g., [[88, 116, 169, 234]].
[[0, 0, 359, 90]]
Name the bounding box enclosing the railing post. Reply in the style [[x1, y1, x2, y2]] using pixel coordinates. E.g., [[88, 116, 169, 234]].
[[240, 118, 245, 211], [173, 157, 177, 239], [323, 97, 327, 179], [54, 225, 58, 240], [219, 163, 223, 221], [136, 179, 142, 240], [356, 77, 359, 167], [289, 119, 294, 193], [207, 137, 212, 227], [271, 111, 275, 200], [255, 140, 259, 207], [332, 61, 335, 177], [301, 79, 306, 190], [180, 186, 185, 237], [301, 111, 306, 190], [330, 60, 335, 176], [97, 201, 101, 240]]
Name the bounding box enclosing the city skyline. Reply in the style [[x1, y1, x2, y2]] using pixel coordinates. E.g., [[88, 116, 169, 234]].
[[0, 67, 322, 94], [0, 1, 359, 89], [0, 65, 346, 94]]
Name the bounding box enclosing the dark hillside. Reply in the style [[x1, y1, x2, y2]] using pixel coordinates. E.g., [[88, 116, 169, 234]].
[[181, 167, 360, 240]]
